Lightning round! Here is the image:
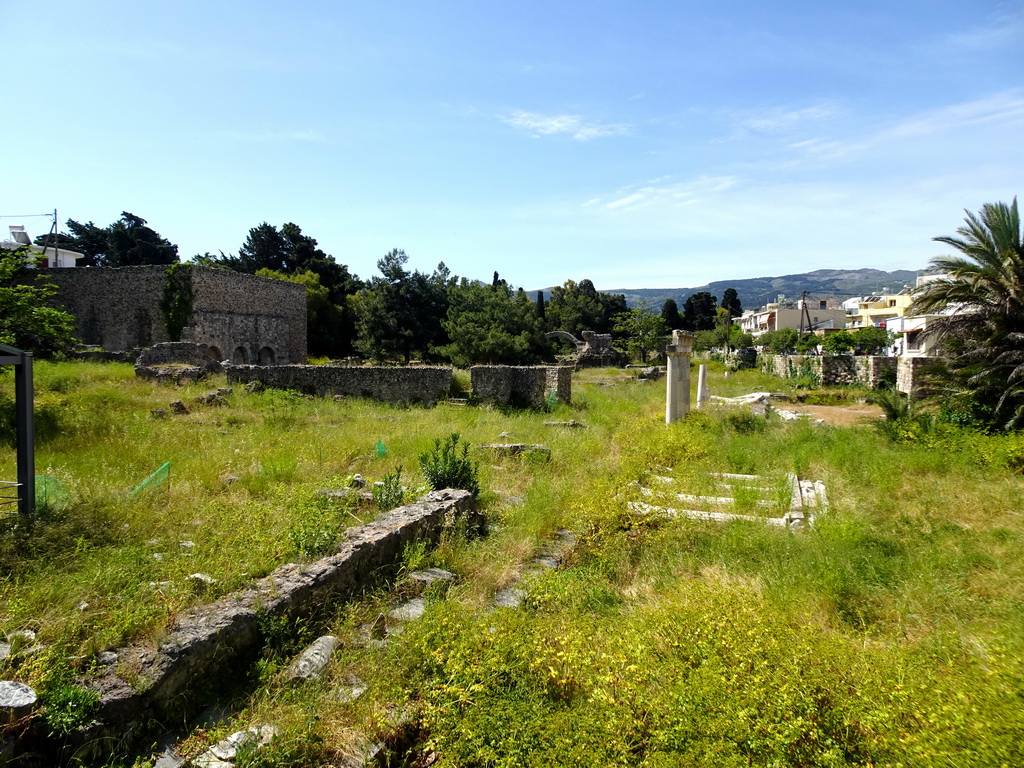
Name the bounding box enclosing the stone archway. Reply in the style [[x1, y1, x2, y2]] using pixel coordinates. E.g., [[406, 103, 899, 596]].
[[257, 346, 276, 366], [232, 346, 249, 365], [206, 345, 222, 361]]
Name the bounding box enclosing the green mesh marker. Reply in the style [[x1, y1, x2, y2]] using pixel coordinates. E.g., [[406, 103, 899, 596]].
[[547, 390, 558, 408], [131, 461, 171, 495], [375, 441, 388, 458], [35, 475, 70, 510]]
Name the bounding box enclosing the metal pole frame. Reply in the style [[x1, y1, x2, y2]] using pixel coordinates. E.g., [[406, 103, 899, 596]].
[[1, 343, 34, 516]]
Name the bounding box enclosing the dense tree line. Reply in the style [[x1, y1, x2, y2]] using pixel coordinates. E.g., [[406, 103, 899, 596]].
[[41, 213, 748, 367]]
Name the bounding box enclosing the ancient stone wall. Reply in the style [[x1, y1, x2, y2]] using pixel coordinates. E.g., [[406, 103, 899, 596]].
[[854, 356, 897, 389], [60, 491, 477, 758], [471, 366, 572, 407], [770, 355, 898, 388], [227, 364, 453, 404], [33, 265, 307, 363], [189, 267, 306, 364], [897, 356, 935, 395], [39, 266, 168, 351]]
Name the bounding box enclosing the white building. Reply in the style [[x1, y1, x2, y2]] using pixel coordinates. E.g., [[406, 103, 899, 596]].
[[1, 225, 82, 268]]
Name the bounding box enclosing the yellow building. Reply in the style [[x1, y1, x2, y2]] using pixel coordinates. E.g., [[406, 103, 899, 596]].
[[845, 288, 915, 329]]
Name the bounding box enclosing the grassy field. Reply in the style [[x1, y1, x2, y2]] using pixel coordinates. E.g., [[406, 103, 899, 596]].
[[1, 361, 1023, 766]]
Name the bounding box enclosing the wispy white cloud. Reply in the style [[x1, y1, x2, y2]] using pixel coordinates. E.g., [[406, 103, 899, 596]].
[[730, 101, 843, 137], [882, 90, 1024, 140], [501, 110, 630, 141], [598, 175, 740, 212]]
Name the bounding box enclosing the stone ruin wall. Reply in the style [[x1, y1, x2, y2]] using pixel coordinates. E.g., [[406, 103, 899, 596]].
[[471, 365, 572, 407], [227, 364, 453, 404], [897, 356, 934, 395], [770, 354, 927, 392], [5, 491, 478, 763], [189, 267, 306, 364], [40, 266, 168, 351], [35, 265, 307, 364]]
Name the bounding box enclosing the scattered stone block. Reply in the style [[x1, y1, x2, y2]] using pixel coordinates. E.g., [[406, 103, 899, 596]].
[[334, 675, 367, 704], [169, 400, 189, 415], [151, 409, 168, 419], [479, 444, 551, 460], [388, 598, 427, 622], [408, 568, 456, 587], [637, 367, 663, 381], [205, 724, 276, 763], [186, 573, 216, 594], [542, 420, 587, 428], [0, 681, 37, 722], [287, 635, 340, 682]]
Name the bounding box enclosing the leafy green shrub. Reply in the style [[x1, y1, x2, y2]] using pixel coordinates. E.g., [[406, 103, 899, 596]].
[[41, 667, 99, 736], [373, 465, 405, 511], [419, 433, 480, 495]]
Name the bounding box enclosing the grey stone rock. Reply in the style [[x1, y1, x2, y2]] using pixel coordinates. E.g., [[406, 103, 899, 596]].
[[389, 598, 427, 622], [169, 400, 189, 415], [97, 651, 119, 666], [334, 675, 367, 704], [186, 573, 216, 594], [408, 568, 456, 586], [151, 408, 168, 419], [287, 635, 340, 682], [492, 586, 525, 609], [479, 443, 551, 460], [152, 750, 184, 768], [0, 681, 37, 721], [209, 724, 277, 761]]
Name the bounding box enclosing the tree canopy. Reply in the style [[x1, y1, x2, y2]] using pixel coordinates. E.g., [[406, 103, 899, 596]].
[[660, 299, 684, 331], [910, 198, 1024, 428], [36, 213, 178, 267], [545, 279, 627, 337], [0, 248, 78, 357], [613, 303, 667, 363], [440, 279, 551, 367], [683, 291, 718, 331]]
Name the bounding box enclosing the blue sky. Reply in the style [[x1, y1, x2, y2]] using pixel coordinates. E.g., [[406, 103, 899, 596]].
[[5, 0, 1022, 290]]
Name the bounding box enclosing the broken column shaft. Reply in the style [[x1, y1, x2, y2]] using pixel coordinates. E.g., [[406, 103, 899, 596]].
[[665, 330, 694, 424]]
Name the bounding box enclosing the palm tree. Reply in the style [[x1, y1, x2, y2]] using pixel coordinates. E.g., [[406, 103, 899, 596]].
[[910, 198, 1024, 428]]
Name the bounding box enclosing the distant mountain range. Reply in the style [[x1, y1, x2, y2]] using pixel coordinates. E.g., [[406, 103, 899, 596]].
[[532, 268, 922, 312]]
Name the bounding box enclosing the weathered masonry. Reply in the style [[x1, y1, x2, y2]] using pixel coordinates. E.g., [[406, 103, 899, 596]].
[[1, 491, 477, 763], [470, 365, 572, 407], [37, 265, 307, 364], [769, 354, 932, 393], [228, 364, 454, 404]]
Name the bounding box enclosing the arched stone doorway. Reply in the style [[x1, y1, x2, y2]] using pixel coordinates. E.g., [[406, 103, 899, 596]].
[[232, 346, 249, 365], [257, 346, 276, 365], [206, 345, 222, 361]]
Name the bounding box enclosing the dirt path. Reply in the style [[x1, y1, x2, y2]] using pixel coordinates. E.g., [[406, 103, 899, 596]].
[[773, 402, 884, 427]]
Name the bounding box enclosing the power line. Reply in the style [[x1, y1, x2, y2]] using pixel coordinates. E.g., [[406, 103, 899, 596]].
[[0, 213, 55, 219]]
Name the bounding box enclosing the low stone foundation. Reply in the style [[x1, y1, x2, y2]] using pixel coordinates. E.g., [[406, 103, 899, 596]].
[[770, 355, 900, 388], [11, 491, 477, 762], [470, 365, 572, 407], [227, 364, 454, 405]]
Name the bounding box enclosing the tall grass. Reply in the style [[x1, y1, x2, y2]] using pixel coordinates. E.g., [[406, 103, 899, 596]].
[[2, 362, 1024, 766]]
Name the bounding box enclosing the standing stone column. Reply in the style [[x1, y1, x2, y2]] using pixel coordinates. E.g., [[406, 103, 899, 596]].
[[696, 363, 709, 408], [665, 330, 694, 424]]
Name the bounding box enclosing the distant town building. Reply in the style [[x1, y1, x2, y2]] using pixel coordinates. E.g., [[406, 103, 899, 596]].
[[1, 225, 82, 268], [739, 297, 846, 337]]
